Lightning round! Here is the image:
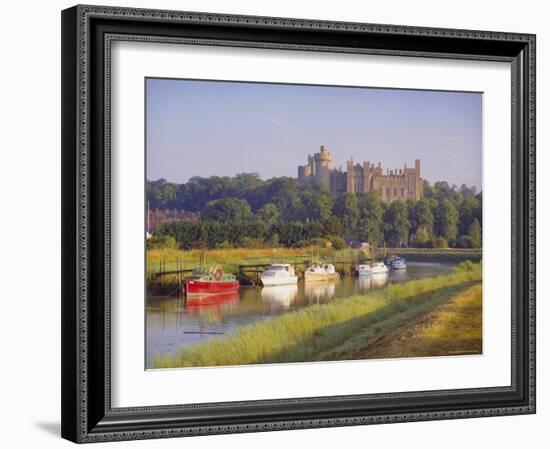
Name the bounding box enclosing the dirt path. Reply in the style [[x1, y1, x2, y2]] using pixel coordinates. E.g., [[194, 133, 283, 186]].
[[353, 283, 482, 359]]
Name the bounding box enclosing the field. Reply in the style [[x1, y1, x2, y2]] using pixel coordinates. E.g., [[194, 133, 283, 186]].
[[152, 261, 482, 368]]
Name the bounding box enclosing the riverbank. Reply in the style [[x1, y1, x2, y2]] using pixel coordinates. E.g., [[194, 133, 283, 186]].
[[387, 248, 482, 263], [147, 247, 367, 281], [147, 246, 481, 282], [350, 284, 482, 359], [152, 262, 481, 368]]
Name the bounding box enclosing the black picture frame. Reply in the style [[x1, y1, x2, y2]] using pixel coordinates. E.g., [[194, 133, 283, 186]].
[[61, 4, 536, 443]]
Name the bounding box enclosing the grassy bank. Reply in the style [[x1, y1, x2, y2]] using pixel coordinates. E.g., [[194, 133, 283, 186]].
[[352, 283, 482, 359], [152, 262, 481, 368], [384, 248, 482, 263]]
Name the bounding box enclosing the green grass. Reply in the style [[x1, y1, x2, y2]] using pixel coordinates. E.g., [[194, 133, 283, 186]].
[[152, 262, 482, 368]]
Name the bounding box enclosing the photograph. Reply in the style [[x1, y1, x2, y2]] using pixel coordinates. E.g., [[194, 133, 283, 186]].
[[145, 78, 483, 369]]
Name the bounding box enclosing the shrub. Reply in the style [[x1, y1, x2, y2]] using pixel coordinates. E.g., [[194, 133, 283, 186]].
[[411, 226, 430, 248], [330, 236, 347, 250], [307, 237, 327, 248], [216, 240, 234, 249], [240, 237, 265, 249], [430, 237, 449, 248], [456, 235, 474, 248], [146, 235, 178, 250], [456, 260, 476, 272]]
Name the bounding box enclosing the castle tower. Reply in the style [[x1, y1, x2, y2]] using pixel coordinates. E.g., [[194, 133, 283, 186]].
[[415, 159, 422, 199], [314, 145, 332, 190], [362, 161, 371, 193], [346, 158, 355, 193]]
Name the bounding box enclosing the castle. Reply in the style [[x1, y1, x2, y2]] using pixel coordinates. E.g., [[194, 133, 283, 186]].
[[297, 145, 423, 203]]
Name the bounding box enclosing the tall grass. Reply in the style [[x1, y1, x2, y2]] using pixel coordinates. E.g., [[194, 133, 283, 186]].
[[152, 262, 481, 368]]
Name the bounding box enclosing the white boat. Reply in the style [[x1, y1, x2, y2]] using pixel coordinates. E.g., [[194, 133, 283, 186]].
[[304, 263, 340, 282], [260, 263, 298, 286], [391, 257, 407, 270], [355, 264, 372, 276], [371, 262, 389, 274]]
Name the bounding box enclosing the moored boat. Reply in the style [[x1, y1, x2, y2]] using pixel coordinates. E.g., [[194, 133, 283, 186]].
[[355, 264, 372, 276], [391, 257, 407, 269], [184, 266, 240, 296], [260, 263, 298, 286], [304, 263, 340, 282], [371, 262, 389, 274]]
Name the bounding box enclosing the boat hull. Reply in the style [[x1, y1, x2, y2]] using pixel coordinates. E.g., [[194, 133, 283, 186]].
[[260, 276, 298, 286], [185, 279, 240, 296], [304, 272, 339, 282]]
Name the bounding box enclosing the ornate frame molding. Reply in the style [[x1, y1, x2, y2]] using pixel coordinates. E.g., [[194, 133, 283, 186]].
[[62, 4, 536, 443]]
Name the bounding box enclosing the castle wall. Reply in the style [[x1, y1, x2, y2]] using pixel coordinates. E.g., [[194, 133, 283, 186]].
[[298, 148, 422, 202]]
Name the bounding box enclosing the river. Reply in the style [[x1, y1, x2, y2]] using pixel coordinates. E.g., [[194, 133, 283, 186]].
[[146, 261, 453, 367]]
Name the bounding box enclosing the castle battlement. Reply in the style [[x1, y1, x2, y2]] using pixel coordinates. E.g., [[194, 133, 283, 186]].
[[298, 145, 423, 203]]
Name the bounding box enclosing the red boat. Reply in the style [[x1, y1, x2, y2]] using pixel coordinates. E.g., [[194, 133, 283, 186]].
[[184, 266, 240, 296]]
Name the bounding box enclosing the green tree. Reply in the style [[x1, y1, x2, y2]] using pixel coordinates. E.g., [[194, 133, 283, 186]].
[[411, 226, 430, 247], [408, 198, 434, 236], [458, 197, 481, 236], [332, 193, 360, 238], [201, 197, 253, 222], [356, 192, 384, 245], [383, 201, 410, 247], [468, 218, 482, 248], [434, 198, 459, 243], [256, 203, 280, 226]]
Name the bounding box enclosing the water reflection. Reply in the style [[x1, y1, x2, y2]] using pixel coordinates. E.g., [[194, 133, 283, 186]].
[[261, 284, 298, 310], [303, 281, 337, 304], [185, 293, 240, 315], [146, 262, 454, 366], [371, 272, 390, 287]]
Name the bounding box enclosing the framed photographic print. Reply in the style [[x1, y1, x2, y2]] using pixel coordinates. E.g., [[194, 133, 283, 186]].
[[61, 4, 536, 443]]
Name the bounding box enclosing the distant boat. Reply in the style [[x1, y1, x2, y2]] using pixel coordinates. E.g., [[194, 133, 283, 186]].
[[260, 263, 298, 286], [184, 266, 240, 296], [391, 257, 407, 270], [355, 264, 373, 276], [371, 262, 389, 274], [304, 263, 340, 282]]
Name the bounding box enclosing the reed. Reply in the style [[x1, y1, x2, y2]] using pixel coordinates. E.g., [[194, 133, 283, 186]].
[[152, 262, 481, 368]]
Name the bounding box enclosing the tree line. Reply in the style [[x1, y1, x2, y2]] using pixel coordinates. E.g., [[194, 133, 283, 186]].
[[148, 174, 481, 250]]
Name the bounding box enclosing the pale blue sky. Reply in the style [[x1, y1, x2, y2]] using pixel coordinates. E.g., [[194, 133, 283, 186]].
[[146, 78, 482, 189]]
